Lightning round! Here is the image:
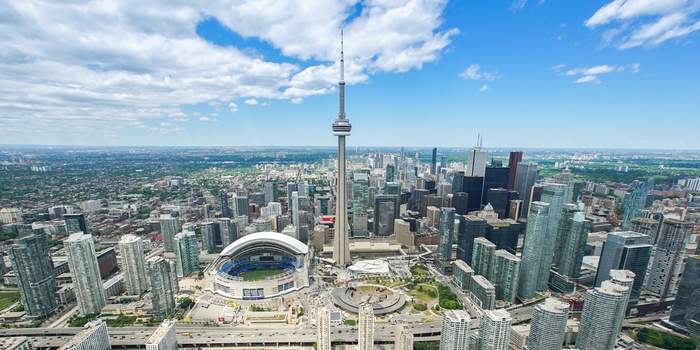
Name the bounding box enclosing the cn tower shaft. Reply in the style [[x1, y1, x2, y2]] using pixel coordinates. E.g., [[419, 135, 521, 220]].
[[332, 31, 351, 266]]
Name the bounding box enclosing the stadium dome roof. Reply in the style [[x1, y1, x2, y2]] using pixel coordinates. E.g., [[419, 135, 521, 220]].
[[220, 231, 308, 257]]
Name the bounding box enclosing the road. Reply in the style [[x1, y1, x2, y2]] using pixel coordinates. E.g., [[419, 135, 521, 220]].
[[0, 322, 443, 349]]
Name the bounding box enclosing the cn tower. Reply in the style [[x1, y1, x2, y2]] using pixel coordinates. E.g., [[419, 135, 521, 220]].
[[332, 30, 351, 267]]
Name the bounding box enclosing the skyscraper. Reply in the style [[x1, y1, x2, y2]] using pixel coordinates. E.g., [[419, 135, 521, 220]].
[[65, 232, 106, 315], [146, 257, 177, 321], [483, 167, 509, 206], [431, 148, 437, 175], [492, 250, 520, 304], [374, 195, 399, 237], [218, 190, 231, 218], [646, 219, 693, 298], [513, 162, 538, 217], [145, 320, 177, 350], [553, 204, 589, 277], [159, 215, 178, 253], [173, 232, 199, 277], [621, 178, 653, 231], [119, 234, 148, 295], [332, 32, 351, 267], [437, 207, 456, 261], [317, 307, 331, 350], [670, 255, 700, 337], [358, 303, 374, 350], [440, 310, 472, 350], [552, 168, 577, 204], [395, 324, 414, 350], [8, 234, 57, 318], [536, 183, 566, 292], [353, 173, 369, 236], [630, 217, 660, 244], [471, 237, 496, 279], [478, 309, 512, 350], [594, 231, 652, 306], [385, 164, 396, 183], [264, 182, 278, 205], [576, 280, 629, 350], [467, 147, 487, 177], [456, 215, 486, 264], [59, 319, 111, 350], [528, 298, 570, 350], [507, 151, 522, 191], [517, 201, 549, 300]]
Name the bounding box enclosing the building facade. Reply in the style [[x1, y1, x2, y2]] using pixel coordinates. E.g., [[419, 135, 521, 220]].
[[159, 216, 178, 253], [358, 303, 374, 350], [65, 232, 106, 315], [437, 207, 456, 261], [440, 310, 472, 350], [492, 249, 520, 304], [517, 201, 549, 300], [145, 320, 177, 350], [646, 219, 693, 297], [8, 234, 57, 318], [146, 257, 177, 321], [595, 231, 652, 306], [119, 234, 148, 295], [478, 309, 512, 350], [58, 319, 111, 350], [528, 298, 570, 350], [576, 280, 629, 350], [173, 232, 199, 277]]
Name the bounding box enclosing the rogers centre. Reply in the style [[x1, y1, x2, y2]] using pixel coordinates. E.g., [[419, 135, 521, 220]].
[[204, 231, 310, 300]]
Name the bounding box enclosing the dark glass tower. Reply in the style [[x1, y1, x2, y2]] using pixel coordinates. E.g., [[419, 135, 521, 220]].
[[507, 151, 523, 191], [456, 215, 486, 263]]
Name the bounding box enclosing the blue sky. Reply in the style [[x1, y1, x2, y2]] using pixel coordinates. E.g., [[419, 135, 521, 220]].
[[1, 0, 699, 149]]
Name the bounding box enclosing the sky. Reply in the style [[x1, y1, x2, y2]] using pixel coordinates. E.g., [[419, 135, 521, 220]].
[[1, 0, 699, 149]]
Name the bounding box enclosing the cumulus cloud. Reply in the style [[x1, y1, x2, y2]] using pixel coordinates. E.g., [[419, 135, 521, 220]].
[[479, 85, 489, 92], [199, 116, 210, 122], [585, 0, 700, 49], [555, 63, 640, 84], [245, 99, 259, 105], [0, 0, 458, 142], [459, 64, 497, 81]]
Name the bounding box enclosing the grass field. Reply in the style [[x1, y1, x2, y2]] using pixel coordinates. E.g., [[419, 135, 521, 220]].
[[0, 291, 21, 311], [240, 268, 285, 281]]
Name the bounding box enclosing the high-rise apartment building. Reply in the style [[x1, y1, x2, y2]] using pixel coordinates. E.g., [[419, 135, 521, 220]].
[[374, 195, 399, 237], [8, 234, 57, 318], [317, 307, 331, 350], [492, 249, 520, 304], [119, 234, 148, 295], [65, 232, 106, 315], [159, 215, 178, 253], [517, 201, 549, 300], [478, 309, 512, 350], [669, 256, 700, 337], [218, 191, 231, 218], [385, 164, 396, 183], [470, 275, 496, 310], [553, 204, 589, 278], [173, 232, 199, 277], [58, 319, 111, 350], [395, 324, 414, 350], [457, 215, 486, 264], [0, 337, 33, 350], [528, 298, 570, 350], [536, 183, 566, 292], [552, 168, 577, 204], [513, 162, 538, 217], [471, 237, 496, 279], [630, 217, 660, 244], [264, 182, 278, 205], [621, 178, 653, 231], [594, 231, 652, 306], [437, 207, 456, 261], [440, 310, 472, 350], [507, 151, 522, 191], [431, 148, 437, 175], [146, 257, 177, 321], [145, 320, 177, 350], [646, 219, 693, 297], [358, 303, 374, 350], [576, 280, 629, 350]]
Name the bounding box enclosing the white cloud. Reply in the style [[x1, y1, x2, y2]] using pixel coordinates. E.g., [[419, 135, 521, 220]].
[[479, 85, 489, 92], [245, 99, 260, 105], [291, 97, 304, 104], [511, 0, 528, 12], [459, 64, 497, 81], [574, 75, 601, 84], [211, 113, 218, 117], [199, 116, 210, 122], [585, 0, 700, 49], [0, 0, 457, 141], [559, 63, 638, 84]]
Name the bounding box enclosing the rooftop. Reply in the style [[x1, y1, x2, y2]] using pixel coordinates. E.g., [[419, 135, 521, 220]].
[[146, 320, 175, 344]]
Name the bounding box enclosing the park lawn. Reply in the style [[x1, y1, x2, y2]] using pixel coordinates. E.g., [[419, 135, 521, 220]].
[[408, 286, 437, 302], [240, 268, 284, 281], [0, 291, 20, 311]]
